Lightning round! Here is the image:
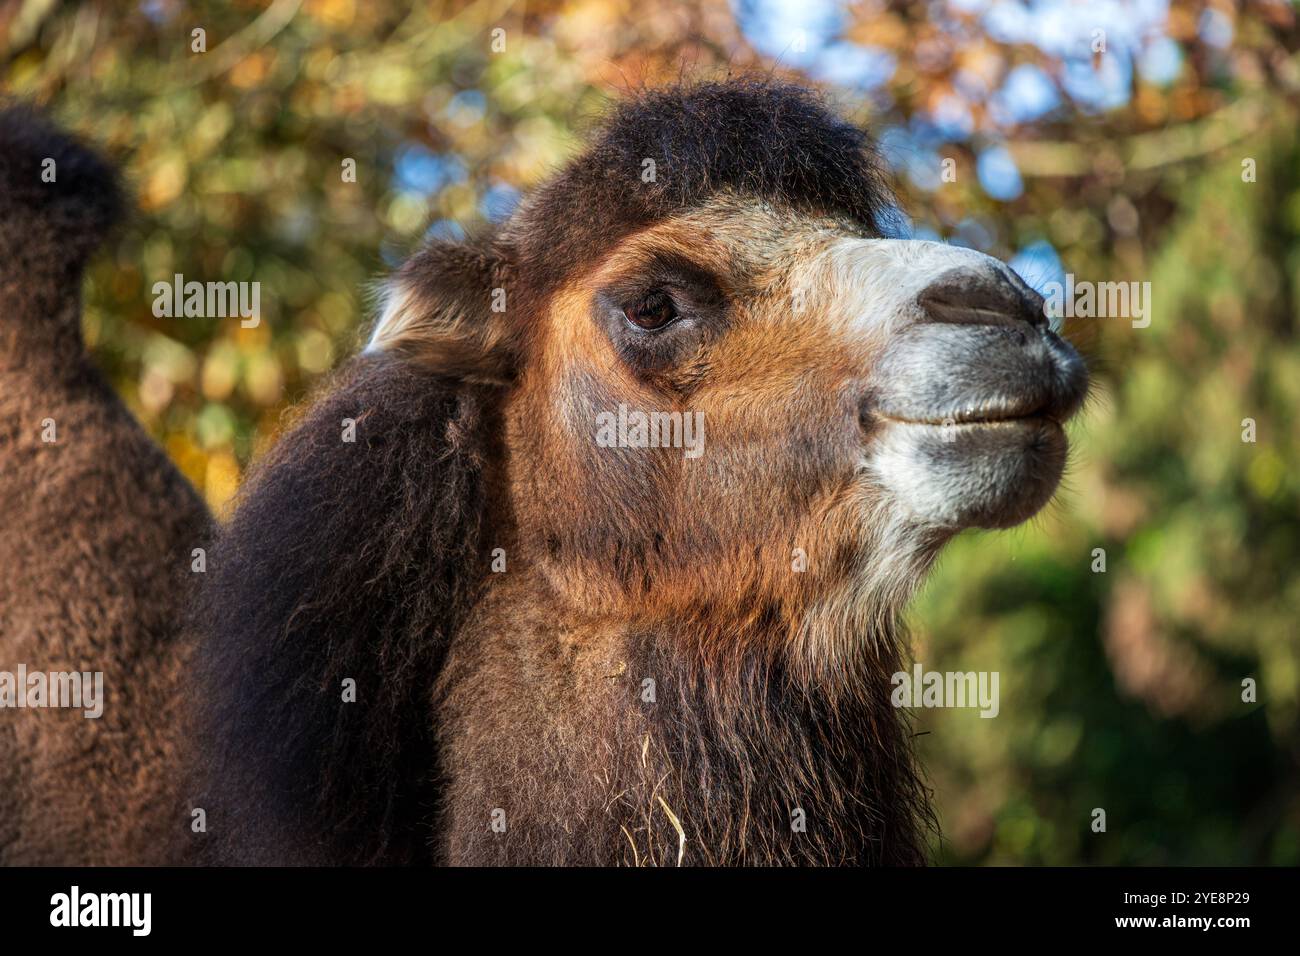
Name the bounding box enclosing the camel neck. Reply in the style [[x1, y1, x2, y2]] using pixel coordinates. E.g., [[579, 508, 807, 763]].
[[436, 567, 930, 865]]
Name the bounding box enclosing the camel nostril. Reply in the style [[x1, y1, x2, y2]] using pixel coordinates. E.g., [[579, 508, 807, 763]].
[[918, 270, 1047, 330]]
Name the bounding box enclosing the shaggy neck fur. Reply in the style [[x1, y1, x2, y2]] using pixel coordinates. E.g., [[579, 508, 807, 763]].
[[437, 573, 932, 865]]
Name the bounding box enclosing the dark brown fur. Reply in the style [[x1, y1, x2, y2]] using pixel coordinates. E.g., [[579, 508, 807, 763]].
[[195, 358, 496, 864], [438, 585, 929, 865], [508, 79, 896, 292], [0, 106, 210, 864]]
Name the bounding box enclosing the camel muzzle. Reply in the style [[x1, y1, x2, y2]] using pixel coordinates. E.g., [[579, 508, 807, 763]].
[[858, 255, 1090, 530]]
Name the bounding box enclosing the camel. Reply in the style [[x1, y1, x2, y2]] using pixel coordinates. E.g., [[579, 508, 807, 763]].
[[0, 105, 209, 864], [0, 80, 1087, 866]]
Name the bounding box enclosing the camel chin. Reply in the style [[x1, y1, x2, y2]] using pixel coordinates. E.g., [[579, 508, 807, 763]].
[[871, 417, 1071, 530]]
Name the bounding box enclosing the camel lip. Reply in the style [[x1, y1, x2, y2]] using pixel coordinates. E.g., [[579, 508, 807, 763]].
[[866, 323, 1089, 434], [872, 392, 1065, 429], [877, 407, 1061, 428]]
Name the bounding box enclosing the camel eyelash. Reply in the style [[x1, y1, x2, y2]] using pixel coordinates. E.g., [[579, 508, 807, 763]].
[[622, 289, 681, 331]]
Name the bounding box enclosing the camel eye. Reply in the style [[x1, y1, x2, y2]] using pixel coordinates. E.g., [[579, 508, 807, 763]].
[[623, 291, 678, 331]]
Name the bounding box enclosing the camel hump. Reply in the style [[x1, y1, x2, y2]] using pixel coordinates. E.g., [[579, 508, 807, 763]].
[[0, 103, 124, 354]]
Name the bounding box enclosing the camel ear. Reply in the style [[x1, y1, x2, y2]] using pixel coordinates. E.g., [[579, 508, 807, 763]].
[[365, 237, 515, 384]]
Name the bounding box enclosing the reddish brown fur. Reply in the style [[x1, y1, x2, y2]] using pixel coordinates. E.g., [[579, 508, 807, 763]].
[[0, 344, 208, 865], [0, 106, 209, 864]]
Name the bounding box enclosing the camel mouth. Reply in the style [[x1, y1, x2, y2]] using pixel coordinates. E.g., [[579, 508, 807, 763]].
[[863, 322, 1086, 530], [878, 408, 1060, 428], [867, 323, 1087, 432]]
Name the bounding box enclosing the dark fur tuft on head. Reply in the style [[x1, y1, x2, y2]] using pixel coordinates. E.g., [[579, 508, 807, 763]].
[[507, 79, 897, 291], [0, 104, 123, 333], [195, 356, 495, 864]]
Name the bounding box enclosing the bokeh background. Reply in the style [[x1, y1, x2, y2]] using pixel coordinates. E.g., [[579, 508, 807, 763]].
[[2, 0, 1297, 864]]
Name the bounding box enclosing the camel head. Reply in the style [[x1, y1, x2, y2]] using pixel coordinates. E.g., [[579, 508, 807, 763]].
[[366, 81, 1087, 651], [197, 79, 1092, 865]]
